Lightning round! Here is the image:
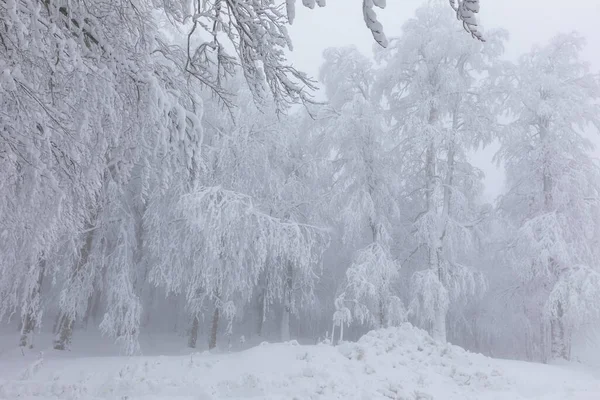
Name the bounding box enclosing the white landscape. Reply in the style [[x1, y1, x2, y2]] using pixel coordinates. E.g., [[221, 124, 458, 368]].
[[1, 325, 600, 399], [2, 0, 600, 399]]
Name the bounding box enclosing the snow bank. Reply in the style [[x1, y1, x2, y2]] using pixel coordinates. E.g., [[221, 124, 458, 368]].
[[1, 324, 599, 399], [337, 325, 511, 398]]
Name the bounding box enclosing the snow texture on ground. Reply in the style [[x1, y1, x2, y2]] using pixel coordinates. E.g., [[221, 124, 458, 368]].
[[1, 324, 599, 399]]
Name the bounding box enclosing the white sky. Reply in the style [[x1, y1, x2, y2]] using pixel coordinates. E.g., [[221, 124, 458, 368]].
[[286, 0, 600, 202]]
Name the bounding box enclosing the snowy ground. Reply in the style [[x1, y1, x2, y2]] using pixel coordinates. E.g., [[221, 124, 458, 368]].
[[1, 324, 599, 400]]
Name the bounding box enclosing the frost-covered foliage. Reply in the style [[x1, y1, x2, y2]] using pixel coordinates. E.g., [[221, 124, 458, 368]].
[[546, 266, 600, 346], [179, 0, 319, 112], [316, 46, 404, 333], [143, 80, 329, 347], [338, 243, 404, 330], [374, 4, 505, 343], [2, 0, 599, 366], [496, 32, 600, 360], [291, 0, 483, 47], [174, 0, 483, 113], [318, 46, 400, 246], [0, 0, 203, 352], [147, 185, 326, 318], [449, 0, 485, 41]]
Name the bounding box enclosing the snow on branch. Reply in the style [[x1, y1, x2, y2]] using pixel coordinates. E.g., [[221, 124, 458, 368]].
[[449, 0, 485, 42], [147, 185, 328, 318], [290, 1, 482, 49], [338, 243, 405, 329], [362, 0, 388, 48], [185, 0, 319, 114], [409, 269, 449, 330], [545, 266, 600, 333]]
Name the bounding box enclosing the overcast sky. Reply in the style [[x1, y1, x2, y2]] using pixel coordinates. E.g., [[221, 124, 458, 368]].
[[286, 0, 600, 202]]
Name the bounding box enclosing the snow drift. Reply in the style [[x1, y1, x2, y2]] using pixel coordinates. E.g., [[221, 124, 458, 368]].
[[1, 324, 599, 399]]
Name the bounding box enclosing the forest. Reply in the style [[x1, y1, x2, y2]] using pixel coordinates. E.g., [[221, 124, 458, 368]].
[[1, 0, 600, 369]]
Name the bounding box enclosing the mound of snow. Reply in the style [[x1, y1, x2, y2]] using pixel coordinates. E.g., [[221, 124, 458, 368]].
[[1, 324, 599, 399], [338, 324, 511, 398]]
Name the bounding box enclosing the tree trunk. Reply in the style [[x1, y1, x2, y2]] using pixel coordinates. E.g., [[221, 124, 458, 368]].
[[52, 313, 61, 334], [330, 321, 336, 345], [53, 315, 73, 350], [141, 285, 156, 328], [281, 306, 290, 342], [209, 304, 220, 350], [19, 317, 35, 349], [54, 225, 95, 351], [87, 289, 102, 327], [540, 120, 570, 360], [20, 258, 46, 348], [540, 119, 553, 211], [551, 301, 569, 360], [257, 287, 266, 336], [432, 309, 447, 343], [188, 315, 200, 348], [442, 129, 456, 223], [426, 107, 447, 344], [378, 298, 385, 328], [425, 139, 438, 276], [280, 264, 293, 342]]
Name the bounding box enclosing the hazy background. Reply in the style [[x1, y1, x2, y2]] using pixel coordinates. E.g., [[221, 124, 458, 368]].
[[287, 0, 600, 202]]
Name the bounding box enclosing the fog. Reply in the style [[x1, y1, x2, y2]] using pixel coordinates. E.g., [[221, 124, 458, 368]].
[[2, 2, 600, 396], [287, 0, 600, 201]]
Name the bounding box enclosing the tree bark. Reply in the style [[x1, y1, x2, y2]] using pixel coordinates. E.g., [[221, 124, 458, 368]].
[[280, 264, 293, 342], [550, 301, 569, 360], [20, 258, 46, 349], [281, 306, 290, 342], [53, 315, 73, 350], [257, 287, 266, 337], [425, 108, 448, 343], [539, 119, 570, 360], [378, 298, 385, 328], [54, 225, 95, 351], [425, 139, 438, 273], [432, 309, 447, 343], [188, 315, 200, 348], [209, 304, 220, 350]]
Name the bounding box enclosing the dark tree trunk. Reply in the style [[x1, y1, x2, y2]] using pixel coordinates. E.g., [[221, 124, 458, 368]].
[[551, 301, 569, 360], [280, 264, 293, 342], [188, 315, 200, 348], [54, 226, 94, 351], [378, 298, 385, 328], [53, 315, 73, 350], [257, 288, 266, 336], [209, 305, 220, 350], [20, 258, 46, 349]]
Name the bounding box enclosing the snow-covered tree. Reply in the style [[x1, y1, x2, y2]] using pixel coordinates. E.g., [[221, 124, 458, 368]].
[[291, 0, 484, 46], [496, 32, 600, 360], [315, 46, 404, 331], [339, 243, 405, 329], [0, 0, 205, 352], [375, 4, 505, 342], [143, 78, 328, 348], [146, 185, 326, 349]]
